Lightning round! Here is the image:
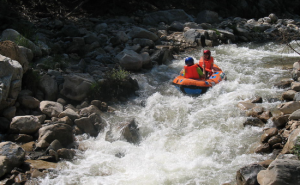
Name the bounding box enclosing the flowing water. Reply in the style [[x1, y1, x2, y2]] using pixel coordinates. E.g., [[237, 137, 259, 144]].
[[41, 42, 300, 185]]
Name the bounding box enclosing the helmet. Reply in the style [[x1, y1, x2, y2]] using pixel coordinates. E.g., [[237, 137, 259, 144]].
[[204, 50, 211, 55], [185, 57, 194, 66]]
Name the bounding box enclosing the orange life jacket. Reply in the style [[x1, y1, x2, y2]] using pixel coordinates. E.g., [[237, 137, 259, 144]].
[[184, 64, 201, 79], [199, 56, 214, 72]]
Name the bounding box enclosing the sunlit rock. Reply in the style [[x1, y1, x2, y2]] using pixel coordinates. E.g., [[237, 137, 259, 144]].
[[257, 159, 300, 185]]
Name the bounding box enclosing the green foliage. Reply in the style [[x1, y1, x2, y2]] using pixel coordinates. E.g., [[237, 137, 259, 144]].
[[211, 28, 220, 36], [14, 35, 30, 47], [292, 137, 300, 159], [88, 68, 138, 101], [106, 68, 130, 81], [22, 68, 41, 92]]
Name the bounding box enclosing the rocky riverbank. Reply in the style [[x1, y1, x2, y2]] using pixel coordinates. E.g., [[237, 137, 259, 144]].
[[0, 7, 300, 185], [235, 63, 300, 184]]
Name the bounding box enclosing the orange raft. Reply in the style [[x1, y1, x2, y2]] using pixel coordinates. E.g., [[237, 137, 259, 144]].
[[172, 64, 226, 95]]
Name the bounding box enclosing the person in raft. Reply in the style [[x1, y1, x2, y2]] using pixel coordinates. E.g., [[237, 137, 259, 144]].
[[182, 57, 204, 79], [199, 50, 214, 78]]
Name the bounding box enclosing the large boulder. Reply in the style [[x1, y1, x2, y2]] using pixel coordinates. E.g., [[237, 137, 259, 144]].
[[236, 163, 265, 185], [127, 27, 158, 41], [1, 29, 42, 57], [281, 127, 300, 154], [39, 74, 58, 101], [277, 101, 300, 114], [257, 159, 300, 185], [58, 108, 80, 121], [151, 46, 174, 65], [74, 116, 98, 137], [0, 40, 31, 73], [196, 10, 219, 24], [10, 115, 42, 134], [37, 123, 74, 148], [183, 29, 201, 44], [143, 9, 193, 26], [40, 101, 63, 117], [0, 142, 25, 174], [18, 95, 40, 109], [0, 54, 23, 111], [60, 73, 95, 101], [116, 49, 143, 71]]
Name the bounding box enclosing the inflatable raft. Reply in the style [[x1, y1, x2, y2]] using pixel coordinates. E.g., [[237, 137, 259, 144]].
[[172, 64, 226, 95]]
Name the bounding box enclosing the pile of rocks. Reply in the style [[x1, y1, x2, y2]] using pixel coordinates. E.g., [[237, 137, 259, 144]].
[[235, 61, 300, 185]]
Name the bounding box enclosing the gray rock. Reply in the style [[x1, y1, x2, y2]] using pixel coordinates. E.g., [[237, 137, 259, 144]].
[[40, 101, 63, 117], [95, 23, 108, 33], [79, 105, 102, 117], [39, 74, 58, 101], [261, 128, 278, 143], [257, 159, 300, 185], [243, 117, 265, 127], [277, 101, 300, 114], [291, 81, 300, 91], [289, 109, 300, 120], [37, 123, 74, 148], [293, 92, 300, 101], [151, 46, 174, 65], [132, 38, 154, 47], [272, 115, 289, 128], [143, 9, 193, 26], [281, 90, 296, 101], [127, 27, 158, 41], [141, 52, 151, 68], [196, 10, 219, 24], [169, 21, 184, 31], [0, 142, 25, 173], [183, 29, 200, 43], [281, 127, 300, 154], [18, 95, 40, 109], [10, 115, 42, 134], [74, 117, 98, 137], [236, 163, 265, 185], [116, 49, 143, 71], [0, 55, 23, 111], [1, 29, 42, 57], [46, 139, 63, 153], [57, 148, 75, 160], [6, 134, 33, 143], [116, 31, 129, 43], [184, 22, 202, 29], [58, 108, 80, 121], [269, 13, 278, 23], [60, 73, 95, 101]]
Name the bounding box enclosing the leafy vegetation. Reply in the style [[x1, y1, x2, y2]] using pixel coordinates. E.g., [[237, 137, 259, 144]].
[[106, 68, 131, 81]]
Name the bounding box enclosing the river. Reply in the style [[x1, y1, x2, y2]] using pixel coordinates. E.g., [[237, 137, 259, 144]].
[[40, 42, 299, 185]]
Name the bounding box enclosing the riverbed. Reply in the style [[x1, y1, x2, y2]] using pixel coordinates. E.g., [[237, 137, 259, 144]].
[[40, 42, 299, 185]]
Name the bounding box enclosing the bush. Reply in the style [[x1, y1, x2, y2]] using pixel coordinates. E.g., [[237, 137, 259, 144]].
[[88, 68, 138, 101]]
